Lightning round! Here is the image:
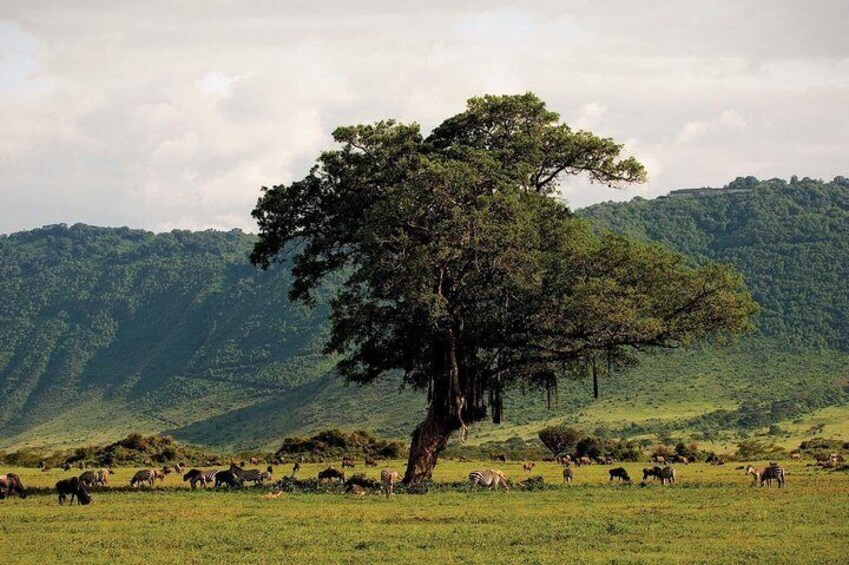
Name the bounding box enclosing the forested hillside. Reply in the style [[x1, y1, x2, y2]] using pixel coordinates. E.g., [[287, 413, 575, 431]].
[[582, 177, 849, 351], [1, 177, 848, 451]]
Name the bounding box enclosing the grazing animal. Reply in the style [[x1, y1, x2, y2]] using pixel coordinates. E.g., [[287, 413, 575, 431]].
[[746, 464, 785, 488], [291, 462, 301, 477], [380, 469, 402, 497], [609, 467, 631, 483], [250, 457, 260, 465], [317, 467, 345, 482], [575, 456, 592, 467], [675, 455, 690, 464], [95, 469, 110, 486], [468, 469, 509, 491], [365, 457, 378, 467], [130, 470, 156, 488], [151, 468, 166, 482], [56, 477, 91, 505], [346, 484, 366, 496], [523, 463, 536, 472], [0, 473, 27, 498], [239, 466, 273, 486], [562, 467, 574, 484], [652, 455, 666, 465], [642, 466, 663, 481], [61, 463, 72, 471], [183, 469, 217, 489], [214, 470, 242, 488], [79, 471, 98, 488], [490, 454, 507, 463], [659, 466, 676, 485], [556, 454, 572, 465], [342, 458, 356, 469]]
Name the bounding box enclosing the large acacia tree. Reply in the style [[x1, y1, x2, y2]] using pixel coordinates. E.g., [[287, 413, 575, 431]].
[[251, 93, 757, 484]]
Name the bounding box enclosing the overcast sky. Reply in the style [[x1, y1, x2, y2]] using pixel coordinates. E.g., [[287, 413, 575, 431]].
[[2, 1, 847, 234]]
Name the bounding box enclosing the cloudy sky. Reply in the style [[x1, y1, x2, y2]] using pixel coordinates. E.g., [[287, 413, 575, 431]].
[[2, 1, 848, 233]]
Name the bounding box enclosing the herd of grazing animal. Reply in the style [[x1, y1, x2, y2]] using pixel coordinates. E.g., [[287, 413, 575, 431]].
[[2, 450, 815, 507]]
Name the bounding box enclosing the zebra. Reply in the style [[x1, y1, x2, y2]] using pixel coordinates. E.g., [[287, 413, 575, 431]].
[[659, 466, 676, 485], [130, 470, 155, 488], [95, 469, 110, 486], [468, 469, 509, 491], [562, 467, 574, 484], [380, 469, 402, 497], [183, 469, 217, 489], [240, 466, 273, 486], [746, 464, 785, 488]]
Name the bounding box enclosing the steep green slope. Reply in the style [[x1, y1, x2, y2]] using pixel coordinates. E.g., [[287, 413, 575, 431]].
[[2, 177, 848, 451], [582, 177, 849, 350]]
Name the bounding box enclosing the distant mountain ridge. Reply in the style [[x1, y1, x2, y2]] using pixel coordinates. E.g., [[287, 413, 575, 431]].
[[1, 176, 848, 450]]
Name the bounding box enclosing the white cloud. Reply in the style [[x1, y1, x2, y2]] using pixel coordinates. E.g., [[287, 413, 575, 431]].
[[1, 1, 848, 233]]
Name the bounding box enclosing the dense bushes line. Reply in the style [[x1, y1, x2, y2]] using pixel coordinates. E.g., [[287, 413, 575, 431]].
[[274, 429, 406, 461], [0, 430, 406, 468]]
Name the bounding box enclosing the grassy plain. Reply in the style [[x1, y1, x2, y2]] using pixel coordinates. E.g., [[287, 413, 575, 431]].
[[2, 461, 848, 564]]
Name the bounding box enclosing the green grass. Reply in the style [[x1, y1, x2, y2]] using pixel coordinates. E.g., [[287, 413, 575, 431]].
[[2, 461, 848, 564]]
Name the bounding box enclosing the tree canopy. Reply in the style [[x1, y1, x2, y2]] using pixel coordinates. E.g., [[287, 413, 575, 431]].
[[252, 93, 757, 483]]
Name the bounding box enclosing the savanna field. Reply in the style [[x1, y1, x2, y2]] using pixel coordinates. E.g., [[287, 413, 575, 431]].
[[2, 461, 848, 564]]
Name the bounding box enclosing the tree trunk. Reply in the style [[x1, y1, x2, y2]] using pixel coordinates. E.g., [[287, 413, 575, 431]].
[[403, 404, 460, 485]]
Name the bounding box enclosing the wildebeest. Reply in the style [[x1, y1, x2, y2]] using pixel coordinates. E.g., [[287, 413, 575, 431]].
[[346, 483, 366, 496], [79, 470, 98, 488], [365, 457, 378, 467], [56, 477, 92, 505], [380, 469, 402, 497], [490, 454, 507, 463], [0, 473, 27, 498], [609, 467, 631, 483], [468, 469, 509, 491], [291, 462, 301, 477], [130, 469, 156, 488], [214, 469, 243, 488], [642, 466, 663, 481], [562, 467, 574, 484], [523, 462, 536, 472], [61, 463, 72, 471], [342, 458, 356, 469], [318, 467, 345, 482]]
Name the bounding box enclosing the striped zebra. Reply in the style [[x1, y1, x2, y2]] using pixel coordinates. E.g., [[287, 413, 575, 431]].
[[130, 469, 155, 488], [658, 466, 676, 485], [746, 464, 786, 488], [468, 469, 509, 491], [380, 469, 402, 497]]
